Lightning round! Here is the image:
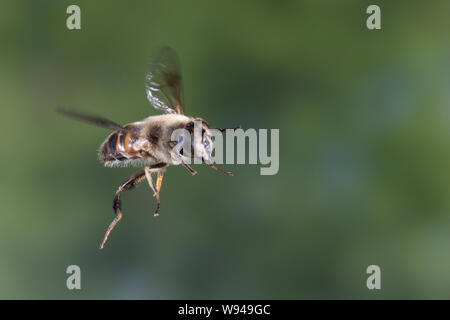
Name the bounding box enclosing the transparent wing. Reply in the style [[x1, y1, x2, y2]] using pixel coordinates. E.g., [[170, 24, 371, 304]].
[[145, 47, 184, 114]]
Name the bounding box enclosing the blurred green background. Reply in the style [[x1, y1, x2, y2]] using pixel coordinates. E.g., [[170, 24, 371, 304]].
[[0, 0, 449, 299]]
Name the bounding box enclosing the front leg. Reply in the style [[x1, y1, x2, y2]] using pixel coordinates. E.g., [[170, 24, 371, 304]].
[[169, 143, 198, 176], [180, 159, 198, 175], [208, 164, 233, 176]]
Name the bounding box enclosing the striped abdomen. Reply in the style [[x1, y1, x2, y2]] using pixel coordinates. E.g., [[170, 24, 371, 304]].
[[99, 129, 140, 163]]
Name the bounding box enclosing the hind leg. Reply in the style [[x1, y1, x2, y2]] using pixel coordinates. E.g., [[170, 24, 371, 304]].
[[99, 170, 146, 249]]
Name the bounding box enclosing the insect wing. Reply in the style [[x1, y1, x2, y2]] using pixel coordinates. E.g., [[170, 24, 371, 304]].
[[145, 47, 184, 114], [57, 107, 124, 131]]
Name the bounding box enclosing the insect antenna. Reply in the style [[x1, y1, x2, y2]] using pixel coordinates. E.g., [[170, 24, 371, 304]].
[[211, 125, 242, 132]]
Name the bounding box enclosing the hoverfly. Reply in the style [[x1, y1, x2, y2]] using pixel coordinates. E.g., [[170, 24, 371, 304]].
[[58, 47, 237, 248]]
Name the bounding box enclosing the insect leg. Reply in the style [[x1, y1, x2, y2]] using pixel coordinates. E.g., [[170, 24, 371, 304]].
[[180, 159, 198, 175], [144, 167, 157, 196], [154, 172, 164, 217], [144, 166, 165, 216], [100, 170, 146, 249], [208, 164, 234, 176]]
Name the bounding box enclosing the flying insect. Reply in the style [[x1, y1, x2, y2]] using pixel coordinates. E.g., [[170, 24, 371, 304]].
[[58, 47, 236, 249]]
